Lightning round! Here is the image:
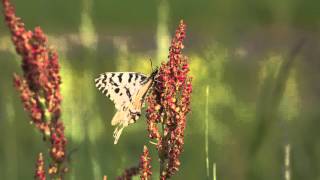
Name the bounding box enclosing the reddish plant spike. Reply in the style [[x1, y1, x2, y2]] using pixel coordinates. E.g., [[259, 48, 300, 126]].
[[35, 153, 46, 180], [3, 0, 67, 178], [146, 20, 192, 179], [139, 146, 152, 180]]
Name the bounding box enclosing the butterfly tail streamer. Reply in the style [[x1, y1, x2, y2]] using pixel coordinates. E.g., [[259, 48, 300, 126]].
[[113, 125, 124, 144], [111, 110, 132, 144]]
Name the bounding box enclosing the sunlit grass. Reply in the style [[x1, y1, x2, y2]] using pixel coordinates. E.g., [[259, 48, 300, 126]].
[[205, 85, 210, 179], [279, 69, 299, 121], [213, 162, 217, 180]]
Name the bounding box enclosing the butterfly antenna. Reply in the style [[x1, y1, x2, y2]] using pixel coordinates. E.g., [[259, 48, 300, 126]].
[[148, 58, 159, 76], [149, 58, 154, 73]]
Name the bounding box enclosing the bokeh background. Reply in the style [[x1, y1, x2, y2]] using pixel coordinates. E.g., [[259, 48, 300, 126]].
[[1, 0, 320, 179]]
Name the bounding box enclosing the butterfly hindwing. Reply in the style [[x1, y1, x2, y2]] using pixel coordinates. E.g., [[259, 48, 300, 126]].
[[111, 77, 155, 144]]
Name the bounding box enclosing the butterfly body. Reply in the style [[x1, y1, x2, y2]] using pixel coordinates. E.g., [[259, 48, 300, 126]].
[[95, 70, 158, 144]]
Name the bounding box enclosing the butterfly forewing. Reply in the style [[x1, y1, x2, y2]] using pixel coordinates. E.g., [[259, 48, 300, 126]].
[[95, 72, 148, 110]]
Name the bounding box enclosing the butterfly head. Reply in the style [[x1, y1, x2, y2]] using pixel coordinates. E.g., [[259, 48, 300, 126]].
[[149, 67, 159, 80]]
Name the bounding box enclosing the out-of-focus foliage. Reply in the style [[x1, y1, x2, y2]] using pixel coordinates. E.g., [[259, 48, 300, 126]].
[[0, 0, 320, 179]]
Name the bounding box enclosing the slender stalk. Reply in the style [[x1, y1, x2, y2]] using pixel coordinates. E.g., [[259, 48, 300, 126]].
[[284, 144, 291, 180], [205, 86, 210, 179], [213, 163, 216, 180]]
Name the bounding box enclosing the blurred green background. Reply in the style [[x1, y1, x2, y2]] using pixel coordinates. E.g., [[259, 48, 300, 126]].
[[1, 0, 320, 179]]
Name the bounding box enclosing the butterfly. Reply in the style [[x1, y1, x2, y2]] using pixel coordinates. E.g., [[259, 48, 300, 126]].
[[94, 69, 158, 144]]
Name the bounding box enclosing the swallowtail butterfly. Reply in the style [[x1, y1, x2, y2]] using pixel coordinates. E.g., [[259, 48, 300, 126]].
[[95, 69, 158, 144]]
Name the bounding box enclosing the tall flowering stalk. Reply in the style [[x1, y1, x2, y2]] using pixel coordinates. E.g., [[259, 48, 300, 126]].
[[2, 0, 68, 179], [146, 20, 192, 179]]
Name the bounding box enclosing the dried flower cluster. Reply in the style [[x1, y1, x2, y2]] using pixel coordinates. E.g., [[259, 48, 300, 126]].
[[35, 153, 46, 180], [139, 146, 152, 180], [3, 0, 67, 178], [146, 20, 192, 179]]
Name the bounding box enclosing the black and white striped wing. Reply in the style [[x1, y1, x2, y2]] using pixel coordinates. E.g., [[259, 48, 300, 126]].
[[94, 70, 158, 144], [94, 72, 148, 111]]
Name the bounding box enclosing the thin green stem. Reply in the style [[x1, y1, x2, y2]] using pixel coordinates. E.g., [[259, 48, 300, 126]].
[[205, 85, 210, 179], [284, 144, 291, 180], [213, 163, 216, 180]]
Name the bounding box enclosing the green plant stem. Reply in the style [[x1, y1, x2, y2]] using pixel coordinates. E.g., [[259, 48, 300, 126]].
[[213, 163, 216, 180], [205, 85, 210, 179]]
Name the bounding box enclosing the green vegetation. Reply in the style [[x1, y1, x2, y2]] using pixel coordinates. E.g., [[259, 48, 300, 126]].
[[0, 0, 319, 179]]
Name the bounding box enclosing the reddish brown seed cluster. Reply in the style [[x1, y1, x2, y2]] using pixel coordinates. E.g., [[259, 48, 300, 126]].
[[116, 166, 140, 180], [146, 20, 192, 179], [49, 121, 67, 176], [3, 0, 67, 178], [50, 121, 66, 162], [139, 146, 152, 180], [35, 153, 46, 180]]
